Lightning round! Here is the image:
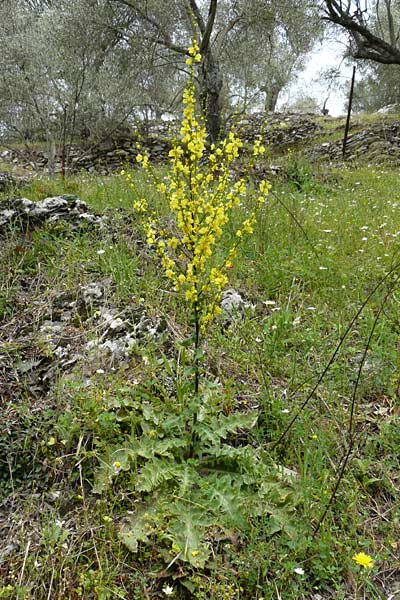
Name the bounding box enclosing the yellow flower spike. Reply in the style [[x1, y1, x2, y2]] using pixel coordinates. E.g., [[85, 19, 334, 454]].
[[168, 237, 179, 249], [125, 38, 269, 333]]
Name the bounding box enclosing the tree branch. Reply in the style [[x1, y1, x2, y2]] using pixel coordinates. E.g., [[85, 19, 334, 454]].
[[187, 0, 206, 35], [200, 0, 218, 54], [324, 0, 400, 64], [110, 0, 187, 55]]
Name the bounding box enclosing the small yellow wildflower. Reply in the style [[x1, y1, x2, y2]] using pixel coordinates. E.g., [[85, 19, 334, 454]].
[[352, 552, 374, 568], [157, 182, 167, 194], [113, 461, 122, 474], [253, 136, 266, 156]]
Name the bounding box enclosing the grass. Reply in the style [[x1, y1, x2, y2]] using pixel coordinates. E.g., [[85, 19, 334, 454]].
[[0, 151, 399, 599]]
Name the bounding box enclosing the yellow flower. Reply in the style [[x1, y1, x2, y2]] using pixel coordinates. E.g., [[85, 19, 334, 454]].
[[259, 180, 270, 194], [126, 37, 270, 331], [352, 552, 374, 568], [112, 461, 122, 474]]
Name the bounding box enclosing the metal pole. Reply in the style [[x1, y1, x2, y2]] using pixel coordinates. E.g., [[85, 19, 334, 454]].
[[61, 105, 68, 179], [342, 66, 356, 159]]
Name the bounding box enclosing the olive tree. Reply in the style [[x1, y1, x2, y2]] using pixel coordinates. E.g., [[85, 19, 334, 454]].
[[322, 1, 400, 111], [0, 0, 166, 162], [220, 0, 321, 113], [109, 0, 321, 139]]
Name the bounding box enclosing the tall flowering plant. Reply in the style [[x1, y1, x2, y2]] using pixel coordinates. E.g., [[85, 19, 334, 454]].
[[126, 40, 269, 405], [99, 44, 298, 567]]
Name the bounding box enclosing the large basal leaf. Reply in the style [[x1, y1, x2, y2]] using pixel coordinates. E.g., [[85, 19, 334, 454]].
[[119, 503, 158, 552], [169, 505, 212, 568], [205, 473, 247, 529], [194, 411, 257, 446], [135, 435, 188, 460], [136, 457, 181, 492]]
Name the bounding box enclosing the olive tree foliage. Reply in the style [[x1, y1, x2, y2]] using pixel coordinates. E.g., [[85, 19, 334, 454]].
[[0, 0, 179, 159], [351, 62, 400, 111], [109, 0, 226, 142], [219, 0, 321, 114], [109, 0, 322, 140], [323, 0, 400, 63], [0, 0, 322, 150]]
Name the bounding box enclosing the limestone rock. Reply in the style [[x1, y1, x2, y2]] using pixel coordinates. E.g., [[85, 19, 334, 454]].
[[221, 288, 254, 321], [0, 195, 103, 232]]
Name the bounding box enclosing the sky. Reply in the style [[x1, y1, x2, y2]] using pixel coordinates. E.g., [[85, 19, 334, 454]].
[[278, 38, 355, 116]]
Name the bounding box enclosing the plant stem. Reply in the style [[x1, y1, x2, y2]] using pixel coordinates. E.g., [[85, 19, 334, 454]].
[[194, 300, 200, 396], [189, 299, 201, 458]]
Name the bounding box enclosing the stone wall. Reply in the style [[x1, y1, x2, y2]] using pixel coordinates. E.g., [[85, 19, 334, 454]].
[[306, 121, 400, 163], [0, 113, 323, 175], [2, 113, 400, 175]]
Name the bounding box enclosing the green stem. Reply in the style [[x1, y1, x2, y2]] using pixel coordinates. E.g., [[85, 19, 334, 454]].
[[189, 298, 201, 458]]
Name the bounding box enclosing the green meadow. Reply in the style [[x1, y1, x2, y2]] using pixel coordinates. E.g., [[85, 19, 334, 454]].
[[1, 149, 399, 599]]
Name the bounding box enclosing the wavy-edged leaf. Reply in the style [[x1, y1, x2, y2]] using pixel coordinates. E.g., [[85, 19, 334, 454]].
[[195, 411, 257, 446], [169, 504, 212, 568], [206, 473, 247, 529], [133, 435, 187, 460], [135, 457, 180, 492], [119, 502, 158, 552]]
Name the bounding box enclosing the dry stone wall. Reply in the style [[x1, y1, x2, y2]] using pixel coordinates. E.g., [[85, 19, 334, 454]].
[[0, 113, 322, 175], [2, 113, 400, 174], [307, 121, 400, 163]]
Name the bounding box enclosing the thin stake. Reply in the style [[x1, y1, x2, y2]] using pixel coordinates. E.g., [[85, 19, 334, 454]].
[[19, 539, 31, 586], [342, 65, 356, 159]]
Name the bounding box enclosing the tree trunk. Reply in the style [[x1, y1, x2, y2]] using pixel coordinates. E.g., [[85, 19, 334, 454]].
[[264, 86, 280, 113], [47, 130, 56, 178], [200, 50, 223, 143]]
